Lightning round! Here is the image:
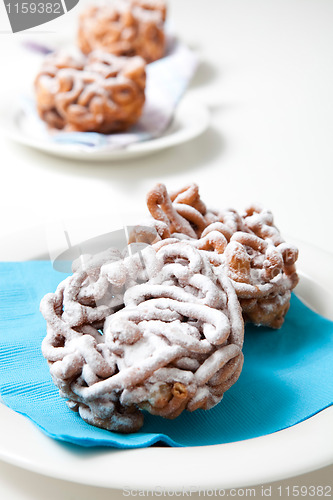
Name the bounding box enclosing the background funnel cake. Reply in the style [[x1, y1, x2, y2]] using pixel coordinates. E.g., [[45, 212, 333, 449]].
[[78, 0, 167, 63], [146, 183, 299, 328], [40, 241, 244, 433], [34, 50, 146, 133]]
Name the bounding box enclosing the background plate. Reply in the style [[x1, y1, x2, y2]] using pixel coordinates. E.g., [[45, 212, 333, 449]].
[[0, 95, 209, 161]]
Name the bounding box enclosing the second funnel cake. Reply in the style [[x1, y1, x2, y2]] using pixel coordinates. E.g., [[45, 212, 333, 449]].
[[146, 183, 299, 328]]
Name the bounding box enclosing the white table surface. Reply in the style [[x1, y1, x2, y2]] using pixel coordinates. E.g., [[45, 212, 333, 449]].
[[0, 0, 332, 496]]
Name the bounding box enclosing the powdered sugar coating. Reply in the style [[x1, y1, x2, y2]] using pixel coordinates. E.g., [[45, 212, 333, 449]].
[[40, 240, 244, 433]]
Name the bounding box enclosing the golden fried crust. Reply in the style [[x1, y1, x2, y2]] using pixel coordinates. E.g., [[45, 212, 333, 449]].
[[145, 183, 299, 329], [78, 0, 167, 63]]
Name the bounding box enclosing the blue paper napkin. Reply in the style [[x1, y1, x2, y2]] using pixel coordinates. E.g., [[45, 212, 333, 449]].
[[0, 261, 332, 448]]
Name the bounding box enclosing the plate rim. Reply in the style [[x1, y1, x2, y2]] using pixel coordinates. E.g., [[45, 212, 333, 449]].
[[0, 94, 210, 161]]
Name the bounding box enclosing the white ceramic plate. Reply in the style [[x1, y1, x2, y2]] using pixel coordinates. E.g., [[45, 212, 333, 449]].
[[0, 229, 332, 490], [0, 95, 209, 161]]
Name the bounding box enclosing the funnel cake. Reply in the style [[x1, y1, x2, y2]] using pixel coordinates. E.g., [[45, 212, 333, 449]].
[[40, 242, 244, 433], [146, 183, 299, 328], [78, 0, 167, 63], [35, 50, 146, 133]]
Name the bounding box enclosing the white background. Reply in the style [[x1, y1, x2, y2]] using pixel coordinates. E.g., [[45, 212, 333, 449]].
[[0, 2, 10, 31], [0, 0, 332, 497], [0, 0, 333, 251]]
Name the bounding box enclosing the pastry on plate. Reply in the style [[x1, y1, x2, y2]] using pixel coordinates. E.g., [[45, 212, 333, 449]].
[[78, 0, 167, 63], [35, 50, 146, 133], [40, 241, 244, 433]]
